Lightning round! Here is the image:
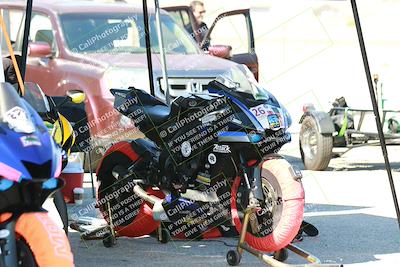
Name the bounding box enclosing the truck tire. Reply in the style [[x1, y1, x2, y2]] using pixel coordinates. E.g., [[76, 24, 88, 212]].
[[231, 158, 304, 252], [299, 116, 333, 171]]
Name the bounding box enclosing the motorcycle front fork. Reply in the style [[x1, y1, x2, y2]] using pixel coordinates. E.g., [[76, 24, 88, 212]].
[[238, 152, 264, 207]]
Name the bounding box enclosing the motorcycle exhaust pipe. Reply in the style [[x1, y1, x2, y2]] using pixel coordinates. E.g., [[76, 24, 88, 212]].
[[132, 184, 169, 222], [112, 166, 169, 221]]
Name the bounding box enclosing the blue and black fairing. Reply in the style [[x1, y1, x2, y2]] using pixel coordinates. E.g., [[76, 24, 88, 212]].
[[206, 66, 292, 147], [0, 83, 62, 213]]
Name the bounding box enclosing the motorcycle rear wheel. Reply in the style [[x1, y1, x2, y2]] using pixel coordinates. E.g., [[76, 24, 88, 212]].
[[96, 141, 163, 237], [231, 158, 304, 252]]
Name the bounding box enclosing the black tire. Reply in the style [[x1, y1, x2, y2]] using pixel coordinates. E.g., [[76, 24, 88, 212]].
[[226, 250, 241, 266], [53, 190, 68, 236], [16, 239, 38, 267], [97, 151, 142, 228], [273, 248, 288, 262], [300, 116, 333, 171]]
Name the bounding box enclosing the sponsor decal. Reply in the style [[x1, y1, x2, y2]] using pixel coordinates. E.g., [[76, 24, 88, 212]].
[[208, 153, 217, 165], [267, 114, 281, 130], [4, 106, 35, 133], [196, 172, 211, 185], [20, 135, 41, 147], [213, 144, 231, 153]]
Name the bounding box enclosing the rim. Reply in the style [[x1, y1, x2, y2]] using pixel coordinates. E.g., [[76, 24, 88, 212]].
[[301, 126, 318, 159], [236, 177, 283, 237], [262, 178, 279, 216]]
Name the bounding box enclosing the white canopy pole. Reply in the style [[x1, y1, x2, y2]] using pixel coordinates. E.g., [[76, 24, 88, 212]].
[[154, 0, 171, 104]]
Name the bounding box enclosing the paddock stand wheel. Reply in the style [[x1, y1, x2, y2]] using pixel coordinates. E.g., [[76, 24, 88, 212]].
[[226, 250, 241, 266], [102, 232, 116, 248], [157, 224, 171, 244], [227, 206, 344, 267], [273, 248, 288, 262]]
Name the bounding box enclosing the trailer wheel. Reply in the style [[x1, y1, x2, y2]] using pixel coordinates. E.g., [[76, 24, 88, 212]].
[[300, 116, 333, 171]]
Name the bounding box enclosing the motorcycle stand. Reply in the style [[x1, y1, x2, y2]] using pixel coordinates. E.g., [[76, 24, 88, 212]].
[[102, 201, 117, 247], [226, 206, 343, 267], [70, 201, 117, 248]]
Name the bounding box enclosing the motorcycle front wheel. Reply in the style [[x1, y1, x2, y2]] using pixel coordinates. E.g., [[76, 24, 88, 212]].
[[15, 213, 74, 267], [231, 158, 304, 252]]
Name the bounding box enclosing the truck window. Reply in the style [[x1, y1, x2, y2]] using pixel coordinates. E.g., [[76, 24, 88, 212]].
[[14, 12, 56, 53], [29, 13, 55, 48], [60, 13, 199, 55]]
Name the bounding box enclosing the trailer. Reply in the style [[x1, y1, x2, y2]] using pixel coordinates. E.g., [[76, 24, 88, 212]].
[[299, 102, 400, 171]]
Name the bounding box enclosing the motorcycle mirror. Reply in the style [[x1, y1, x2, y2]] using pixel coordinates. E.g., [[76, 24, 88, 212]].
[[66, 90, 85, 104]]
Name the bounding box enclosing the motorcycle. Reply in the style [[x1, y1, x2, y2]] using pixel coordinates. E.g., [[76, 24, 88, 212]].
[[96, 65, 304, 252], [0, 82, 74, 267]]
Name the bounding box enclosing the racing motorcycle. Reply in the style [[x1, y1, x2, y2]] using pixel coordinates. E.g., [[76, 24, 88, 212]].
[[0, 82, 74, 267], [96, 66, 304, 253]]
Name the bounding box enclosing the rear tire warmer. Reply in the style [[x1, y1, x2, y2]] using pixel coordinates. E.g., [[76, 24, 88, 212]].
[[231, 158, 304, 252], [96, 141, 164, 237]]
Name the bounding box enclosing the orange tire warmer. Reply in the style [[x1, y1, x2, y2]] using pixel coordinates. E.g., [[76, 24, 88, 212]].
[[231, 158, 305, 252], [15, 213, 74, 267]]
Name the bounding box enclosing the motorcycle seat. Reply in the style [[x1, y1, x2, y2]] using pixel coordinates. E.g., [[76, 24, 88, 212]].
[[143, 105, 171, 124], [133, 89, 171, 124]]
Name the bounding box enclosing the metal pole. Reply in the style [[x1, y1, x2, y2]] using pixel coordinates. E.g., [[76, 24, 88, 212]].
[[142, 0, 155, 96], [21, 0, 33, 80], [154, 0, 171, 104], [350, 0, 400, 229]]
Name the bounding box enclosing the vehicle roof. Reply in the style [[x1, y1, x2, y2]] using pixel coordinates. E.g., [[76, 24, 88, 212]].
[[0, 0, 157, 14]]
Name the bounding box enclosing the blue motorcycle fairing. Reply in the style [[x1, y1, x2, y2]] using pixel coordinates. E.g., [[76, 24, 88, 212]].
[[207, 83, 291, 133], [208, 86, 264, 131], [0, 100, 61, 181]]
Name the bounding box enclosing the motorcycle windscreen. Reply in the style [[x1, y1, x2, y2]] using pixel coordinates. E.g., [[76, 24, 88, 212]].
[[0, 82, 61, 180], [0, 82, 36, 134], [214, 65, 292, 131], [21, 82, 52, 118]]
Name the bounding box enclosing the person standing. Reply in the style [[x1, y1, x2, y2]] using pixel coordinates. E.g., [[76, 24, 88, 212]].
[[185, 1, 210, 50]]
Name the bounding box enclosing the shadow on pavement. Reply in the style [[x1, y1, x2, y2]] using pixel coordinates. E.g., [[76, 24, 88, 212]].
[[301, 213, 400, 265]]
